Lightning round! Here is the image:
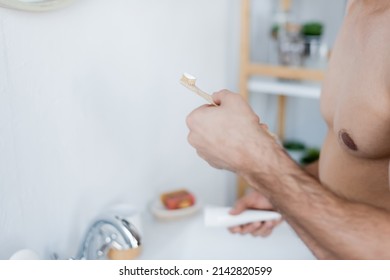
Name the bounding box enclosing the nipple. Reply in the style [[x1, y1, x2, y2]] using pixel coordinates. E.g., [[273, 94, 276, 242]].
[[339, 130, 358, 151]]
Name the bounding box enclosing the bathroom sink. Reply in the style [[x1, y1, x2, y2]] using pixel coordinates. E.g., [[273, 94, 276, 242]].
[[139, 212, 315, 260]]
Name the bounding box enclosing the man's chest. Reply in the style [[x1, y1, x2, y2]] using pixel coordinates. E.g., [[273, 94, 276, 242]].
[[320, 11, 390, 159]]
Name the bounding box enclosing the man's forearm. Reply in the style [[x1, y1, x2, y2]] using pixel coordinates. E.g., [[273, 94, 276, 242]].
[[303, 160, 319, 179], [240, 146, 390, 259], [282, 216, 337, 259]]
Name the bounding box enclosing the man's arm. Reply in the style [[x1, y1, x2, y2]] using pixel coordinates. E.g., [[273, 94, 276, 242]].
[[241, 144, 390, 259], [229, 187, 336, 259], [303, 160, 319, 179], [187, 91, 390, 259]]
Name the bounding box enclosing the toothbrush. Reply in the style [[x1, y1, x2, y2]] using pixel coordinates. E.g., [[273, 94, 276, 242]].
[[180, 72, 280, 143], [180, 73, 218, 106], [204, 207, 282, 228]]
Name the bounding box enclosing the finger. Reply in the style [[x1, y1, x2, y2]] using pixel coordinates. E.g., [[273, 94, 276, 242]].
[[187, 133, 203, 150], [241, 222, 263, 234], [260, 123, 269, 130], [207, 161, 223, 170], [229, 196, 251, 215], [186, 104, 213, 129], [251, 221, 275, 237], [252, 227, 272, 237], [187, 132, 195, 147], [212, 89, 234, 105], [251, 225, 271, 237], [275, 218, 284, 226], [228, 225, 243, 234]]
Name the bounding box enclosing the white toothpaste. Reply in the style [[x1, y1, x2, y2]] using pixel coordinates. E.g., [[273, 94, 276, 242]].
[[204, 207, 282, 228]]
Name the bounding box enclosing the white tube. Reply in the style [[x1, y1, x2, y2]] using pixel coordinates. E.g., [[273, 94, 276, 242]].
[[204, 207, 282, 228]]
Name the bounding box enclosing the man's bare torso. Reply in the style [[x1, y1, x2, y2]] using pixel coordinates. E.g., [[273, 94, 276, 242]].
[[320, 0, 390, 210]]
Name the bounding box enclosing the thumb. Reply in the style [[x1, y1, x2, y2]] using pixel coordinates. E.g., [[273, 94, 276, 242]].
[[212, 90, 231, 106], [229, 197, 249, 215]]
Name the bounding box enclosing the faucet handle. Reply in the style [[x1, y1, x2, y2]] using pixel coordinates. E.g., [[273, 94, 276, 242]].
[[96, 232, 124, 258], [75, 214, 142, 260], [107, 246, 143, 260]]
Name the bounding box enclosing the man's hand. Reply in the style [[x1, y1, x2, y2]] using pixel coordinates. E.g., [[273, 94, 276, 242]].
[[229, 191, 283, 237], [186, 90, 277, 173]]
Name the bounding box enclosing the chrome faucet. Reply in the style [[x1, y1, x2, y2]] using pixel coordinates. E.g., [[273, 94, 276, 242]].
[[74, 214, 141, 260]]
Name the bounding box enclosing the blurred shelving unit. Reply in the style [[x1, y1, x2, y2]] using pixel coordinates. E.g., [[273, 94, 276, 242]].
[[237, 0, 326, 197]]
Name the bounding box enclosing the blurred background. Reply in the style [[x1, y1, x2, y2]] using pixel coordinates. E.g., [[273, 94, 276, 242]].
[[0, 0, 346, 259]]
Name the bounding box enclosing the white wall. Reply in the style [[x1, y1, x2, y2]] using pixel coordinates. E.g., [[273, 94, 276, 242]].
[[0, 0, 232, 259]]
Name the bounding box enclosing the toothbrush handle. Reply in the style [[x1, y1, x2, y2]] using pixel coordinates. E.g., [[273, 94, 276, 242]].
[[180, 81, 217, 106], [193, 86, 218, 106]]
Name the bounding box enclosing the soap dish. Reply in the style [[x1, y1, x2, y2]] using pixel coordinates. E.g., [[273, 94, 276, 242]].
[[150, 199, 201, 221]]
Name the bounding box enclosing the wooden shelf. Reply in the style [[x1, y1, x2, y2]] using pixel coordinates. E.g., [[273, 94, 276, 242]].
[[237, 0, 326, 198], [248, 63, 325, 82], [249, 78, 322, 99]]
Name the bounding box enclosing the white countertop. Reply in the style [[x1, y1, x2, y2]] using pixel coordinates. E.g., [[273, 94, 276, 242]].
[[139, 211, 315, 260]]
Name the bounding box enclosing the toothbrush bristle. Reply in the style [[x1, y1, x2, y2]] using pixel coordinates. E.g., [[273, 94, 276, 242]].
[[181, 73, 197, 86]]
